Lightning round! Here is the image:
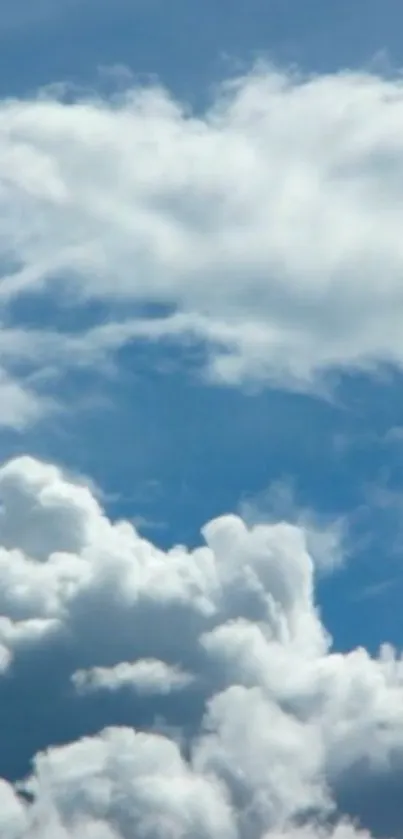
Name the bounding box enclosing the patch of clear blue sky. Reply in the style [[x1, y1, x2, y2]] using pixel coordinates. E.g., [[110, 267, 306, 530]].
[[0, 0, 403, 101], [1, 0, 403, 656]]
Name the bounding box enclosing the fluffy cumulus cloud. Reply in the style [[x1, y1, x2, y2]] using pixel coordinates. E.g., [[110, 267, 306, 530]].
[[4, 65, 403, 423], [0, 455, 402, 837]]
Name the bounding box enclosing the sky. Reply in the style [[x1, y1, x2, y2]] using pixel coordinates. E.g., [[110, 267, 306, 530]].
[[2, 1, 403, 837]]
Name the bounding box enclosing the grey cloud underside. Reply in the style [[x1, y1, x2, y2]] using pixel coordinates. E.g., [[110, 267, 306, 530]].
[[4, 66, 403, 424], [0, 456, 402, 837]]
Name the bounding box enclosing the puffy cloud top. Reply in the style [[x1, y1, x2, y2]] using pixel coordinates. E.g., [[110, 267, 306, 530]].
[[0, 455, 401, 837]]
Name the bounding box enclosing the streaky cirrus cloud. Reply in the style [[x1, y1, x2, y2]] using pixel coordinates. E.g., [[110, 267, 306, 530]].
[[0, 455, 402, 837]]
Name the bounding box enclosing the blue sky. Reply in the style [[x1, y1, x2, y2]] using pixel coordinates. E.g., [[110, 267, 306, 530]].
[[2, 0, 403, 99], [1, 2, 403, 838]]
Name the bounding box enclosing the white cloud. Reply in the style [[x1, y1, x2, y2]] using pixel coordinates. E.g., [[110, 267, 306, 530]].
[[0, 370, 50, 429], [239, 480, 346, 573], [73, 659, 194, 695], [4, 65, 403, 409], [0, 456, 402, 837], [9, 726, 236, 839]]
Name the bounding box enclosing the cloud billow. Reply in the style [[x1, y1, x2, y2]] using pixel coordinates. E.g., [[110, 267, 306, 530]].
[[3, 66, 403, 423], [0, 455, 401, 837]]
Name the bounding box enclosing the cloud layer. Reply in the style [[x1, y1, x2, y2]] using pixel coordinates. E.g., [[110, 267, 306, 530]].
[[0, 455, 402, 837], [3, 65, 403, 422]]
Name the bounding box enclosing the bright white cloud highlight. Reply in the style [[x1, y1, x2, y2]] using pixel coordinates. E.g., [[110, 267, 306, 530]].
[[3, 65, 403, 423], [0, 455, 401, 837]]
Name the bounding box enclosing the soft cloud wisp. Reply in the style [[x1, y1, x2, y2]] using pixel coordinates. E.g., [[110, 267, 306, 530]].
[[3, 66, 403, 418]]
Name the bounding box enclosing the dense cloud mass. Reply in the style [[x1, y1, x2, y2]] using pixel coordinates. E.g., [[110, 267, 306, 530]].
[[4, 67, 403, 422], [0, 455, 402, 837]]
